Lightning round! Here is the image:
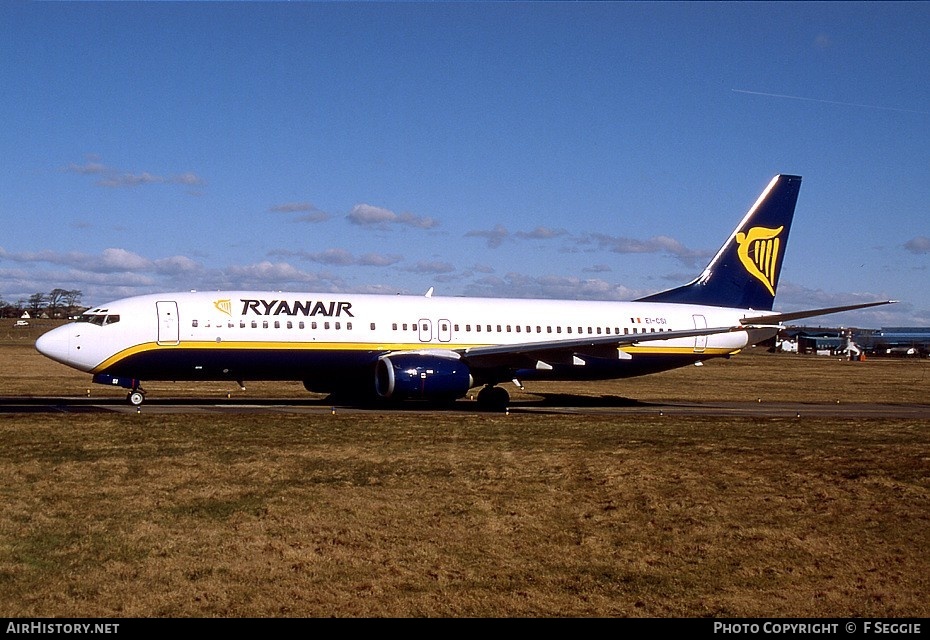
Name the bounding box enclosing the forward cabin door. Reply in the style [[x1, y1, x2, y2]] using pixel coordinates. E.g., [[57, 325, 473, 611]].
[[157, 301, 180, 345], [692, 314, 707, 353]]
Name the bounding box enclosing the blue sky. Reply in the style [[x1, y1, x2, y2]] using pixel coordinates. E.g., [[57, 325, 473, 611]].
[[2, 2, 928, 327]]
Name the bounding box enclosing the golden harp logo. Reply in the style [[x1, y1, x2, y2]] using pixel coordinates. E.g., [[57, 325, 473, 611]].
[[736, 226, 783, 296], [213, 299, 233, 316]]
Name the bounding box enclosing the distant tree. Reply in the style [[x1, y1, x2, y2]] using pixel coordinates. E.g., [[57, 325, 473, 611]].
[[27, 293, 46, 316], [47, 288, 69, 317], [63, 289, 83, 312]]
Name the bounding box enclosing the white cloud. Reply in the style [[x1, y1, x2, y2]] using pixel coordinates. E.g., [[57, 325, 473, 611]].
[[347, 204, 437, 229], [0, 247, 151, 273], [269, 249, 402, 267], [580, 232, 708, 268], [64, 157, 205, 192], [467, 224, 569, 248], [154, 255, 201, 274], [514, 226, 568, 240], [406, 260, 456, 274], [466, 224, 509, 248], [463, 272, 640, 301], [358, 252, 403, 267], [904, 236, 930, 254]]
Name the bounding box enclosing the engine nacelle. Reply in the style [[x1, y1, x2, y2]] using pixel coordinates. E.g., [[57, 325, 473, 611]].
[[375, 353, 473, 401]]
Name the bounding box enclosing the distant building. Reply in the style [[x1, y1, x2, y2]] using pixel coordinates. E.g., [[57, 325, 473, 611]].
[[776, 326, 930, 358], [852, 327, 930, 357]]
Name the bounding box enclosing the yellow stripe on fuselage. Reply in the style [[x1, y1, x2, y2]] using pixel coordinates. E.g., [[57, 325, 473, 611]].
[[91, 339, 738, 373]]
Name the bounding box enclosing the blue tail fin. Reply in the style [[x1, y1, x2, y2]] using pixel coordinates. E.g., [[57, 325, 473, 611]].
[[636, 174, 802, 311]]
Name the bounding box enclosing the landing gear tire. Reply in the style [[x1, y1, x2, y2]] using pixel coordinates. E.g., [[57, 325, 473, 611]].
[[127, 390, 145, 406], [477, 385, 509, 412]]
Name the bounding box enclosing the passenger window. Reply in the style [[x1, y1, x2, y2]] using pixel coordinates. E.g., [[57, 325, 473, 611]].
[[192, 320, 199, 328], [299, 321, 305, 329], [274, 321, 280, 329]]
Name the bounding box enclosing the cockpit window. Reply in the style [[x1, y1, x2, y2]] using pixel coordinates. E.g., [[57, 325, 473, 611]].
[[77, 313, 119, 326]]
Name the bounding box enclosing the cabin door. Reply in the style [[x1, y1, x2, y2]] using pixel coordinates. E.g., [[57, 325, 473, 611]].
[[692, 314, 707, 353], [418, 319, 432, 343], [437, 319, 452, 342], [157, 301, 180, 345]]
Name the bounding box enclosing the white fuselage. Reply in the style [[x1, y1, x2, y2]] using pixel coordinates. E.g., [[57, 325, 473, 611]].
[[36, 290, 769, 389]]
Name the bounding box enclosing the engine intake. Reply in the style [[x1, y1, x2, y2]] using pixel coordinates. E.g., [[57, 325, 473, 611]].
[[375, 354, 473, 401]]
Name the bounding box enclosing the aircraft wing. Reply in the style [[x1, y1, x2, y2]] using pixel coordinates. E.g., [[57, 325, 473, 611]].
[[458, 300, 895, 370], [458, 324, 740, 369]]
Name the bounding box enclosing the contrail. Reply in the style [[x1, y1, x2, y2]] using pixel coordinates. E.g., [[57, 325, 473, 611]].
[[732, 89, 930, 115]]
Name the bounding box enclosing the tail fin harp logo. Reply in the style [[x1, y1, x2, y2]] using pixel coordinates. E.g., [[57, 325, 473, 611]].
[[213, 299, 232, 316], [736, 226, 783, 296]]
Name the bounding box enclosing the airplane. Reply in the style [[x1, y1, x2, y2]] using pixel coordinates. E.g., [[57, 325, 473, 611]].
[[35, 174, 892, 410]]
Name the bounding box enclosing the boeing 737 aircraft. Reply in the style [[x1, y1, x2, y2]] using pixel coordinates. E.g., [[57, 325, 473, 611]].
[[36, 175, 891, 410]]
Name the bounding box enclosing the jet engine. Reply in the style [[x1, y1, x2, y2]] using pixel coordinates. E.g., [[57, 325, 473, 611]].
[[375, 353, 473, 402]]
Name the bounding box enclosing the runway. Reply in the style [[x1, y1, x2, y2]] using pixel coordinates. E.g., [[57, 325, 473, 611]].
[[2, 395, 929, 418]]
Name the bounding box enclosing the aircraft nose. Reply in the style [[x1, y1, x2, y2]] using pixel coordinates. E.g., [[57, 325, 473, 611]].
[[35, 326, 71, 364]]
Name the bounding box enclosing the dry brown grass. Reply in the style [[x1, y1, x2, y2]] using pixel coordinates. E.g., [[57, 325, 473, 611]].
[[1, 323, 928, 617]]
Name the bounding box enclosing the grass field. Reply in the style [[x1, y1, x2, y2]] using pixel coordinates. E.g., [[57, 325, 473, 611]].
[[1, 321, 928, 617]]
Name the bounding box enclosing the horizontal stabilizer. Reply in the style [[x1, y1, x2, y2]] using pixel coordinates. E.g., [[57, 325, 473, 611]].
[[741, 301, 896, 326]]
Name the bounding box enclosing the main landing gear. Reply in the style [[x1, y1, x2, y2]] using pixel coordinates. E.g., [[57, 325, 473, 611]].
[[126, 386, 146, 407], [476, 385, 510, 412]]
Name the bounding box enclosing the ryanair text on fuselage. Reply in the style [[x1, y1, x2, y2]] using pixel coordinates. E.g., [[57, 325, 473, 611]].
[[233, 298, 355, 318]]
